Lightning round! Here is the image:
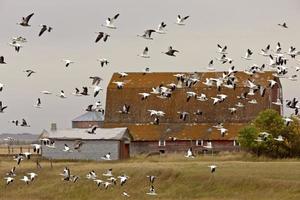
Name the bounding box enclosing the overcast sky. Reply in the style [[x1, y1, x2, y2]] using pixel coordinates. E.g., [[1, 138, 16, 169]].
[[0, 0, 300, 134]]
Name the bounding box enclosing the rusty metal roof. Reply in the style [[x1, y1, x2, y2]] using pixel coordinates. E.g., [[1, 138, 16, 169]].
[[103, 123, 245, 141]]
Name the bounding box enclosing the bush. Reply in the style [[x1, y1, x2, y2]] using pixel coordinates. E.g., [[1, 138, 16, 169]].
[[238, 109, 300, 158]]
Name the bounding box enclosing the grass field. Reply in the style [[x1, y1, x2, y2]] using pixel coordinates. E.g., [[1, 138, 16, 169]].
[[1, 153, 300, 200]]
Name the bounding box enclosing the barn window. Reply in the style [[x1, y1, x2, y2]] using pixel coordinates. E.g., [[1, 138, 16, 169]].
[[196, 140, 204, 146], [158, 140, 166, 146]]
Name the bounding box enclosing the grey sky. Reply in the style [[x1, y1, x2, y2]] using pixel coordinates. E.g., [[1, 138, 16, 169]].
[[0, 0, 300, 134]]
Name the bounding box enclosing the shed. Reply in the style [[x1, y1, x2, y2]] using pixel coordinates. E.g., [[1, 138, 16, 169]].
[[42, 127, 131, 160]]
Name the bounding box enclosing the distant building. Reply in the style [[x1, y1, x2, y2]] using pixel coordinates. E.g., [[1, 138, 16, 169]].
[[42, 127, 131, 160], [103, 71, 282, 155], [72, 111, 104, 128]]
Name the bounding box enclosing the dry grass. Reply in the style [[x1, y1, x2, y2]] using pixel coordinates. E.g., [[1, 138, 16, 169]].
[[1, 153, 300, 200]]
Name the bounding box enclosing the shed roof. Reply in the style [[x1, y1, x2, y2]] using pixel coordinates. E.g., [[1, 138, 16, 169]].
[[48, 127, 130, 140], [72, 111, 104, 122], [103, 123, 245, 141]]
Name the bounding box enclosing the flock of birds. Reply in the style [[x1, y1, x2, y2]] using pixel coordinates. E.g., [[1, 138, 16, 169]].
[[1, 8, 300, 198]]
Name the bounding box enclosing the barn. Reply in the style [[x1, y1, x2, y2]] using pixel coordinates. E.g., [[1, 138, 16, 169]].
[[41, 127, 131, 160], [72, 111, 104, 128], [103, 71, 282, 155]]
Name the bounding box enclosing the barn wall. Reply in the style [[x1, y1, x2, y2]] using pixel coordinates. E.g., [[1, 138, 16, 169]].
[[72, 121, 103, 128], [42, 140, 120, 160], [130, 140, 239, 155]]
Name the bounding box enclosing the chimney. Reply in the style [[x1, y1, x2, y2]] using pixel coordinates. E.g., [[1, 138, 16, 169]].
[[50, 123, 57, 131]]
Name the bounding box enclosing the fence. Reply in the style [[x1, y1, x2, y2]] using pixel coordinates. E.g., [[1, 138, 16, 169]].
[[0, 145, 41, 155]]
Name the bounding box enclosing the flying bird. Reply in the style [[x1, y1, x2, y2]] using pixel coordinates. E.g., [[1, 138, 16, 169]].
[[156, 22, 167, 34], [95, 32, 110, 43], [101, 152, 111, 160], [87, 125, 97, 134], [209, 165, 217, 173], [102, 13, 120, 29], [97, 58, 109, 67], [138, 47, 150, 58], [278, 22, 288, 28], [0, 56, 6, 64], [242, 49, 253, 60], [4, 177, 14, 185], [137, 29, 156, 40], [23, 69, 36, 77], [34, 98, 42, 108], [89, 76, 102, 85], [176, 15, 190, 25], [162, 46, 179, 56], [0, 101, 8, 112], [17, 13, 34, 27], [20, 119, 30, 127], [62, 59, 74, 67], [38, 24, 52, 36], [217, 44, 228, 54]]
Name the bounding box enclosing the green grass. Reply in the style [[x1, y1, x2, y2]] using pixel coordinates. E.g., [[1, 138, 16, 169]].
[[1, 153, 300, 200]]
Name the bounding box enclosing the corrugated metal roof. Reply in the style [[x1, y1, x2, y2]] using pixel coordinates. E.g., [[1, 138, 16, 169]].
[[48, 127, 130, 140], [72, 111, 104, 122], [103, 123, 245, 141]]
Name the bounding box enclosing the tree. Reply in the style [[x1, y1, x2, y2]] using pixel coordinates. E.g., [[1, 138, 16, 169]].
[[238, 109, 300, 158]]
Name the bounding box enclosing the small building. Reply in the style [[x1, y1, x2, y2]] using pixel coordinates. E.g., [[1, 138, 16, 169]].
[[72, 111, 104, 128], [42, 127, 131, 160]]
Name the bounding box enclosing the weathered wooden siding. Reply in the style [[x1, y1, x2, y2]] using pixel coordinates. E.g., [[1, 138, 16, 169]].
[[72, 121, 103, 128], [130, 140, 239, 155], [42, 140, 120, 160]]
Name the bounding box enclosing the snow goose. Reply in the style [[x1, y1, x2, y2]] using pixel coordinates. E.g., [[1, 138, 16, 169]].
[[156, 22, 167, 34], [176, 15, 189, 25], [17, 13, 34, 27], [102, 14, 120, 29]]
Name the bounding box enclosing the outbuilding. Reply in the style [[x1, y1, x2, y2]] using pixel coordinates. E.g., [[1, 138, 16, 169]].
[[42, 127, 131, 160]]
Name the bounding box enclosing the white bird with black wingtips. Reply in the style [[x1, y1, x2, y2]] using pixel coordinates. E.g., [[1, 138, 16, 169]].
[[102, 14, 120, 29], [137, 29, 156, 40], [242, 49, 253, 60], [156, 22, 167, 34], [34, 98, 42, 108], [62, 59, 74, 67], [138, 47, 150, 58], [4, 177, 14, 185], [176, 15, 189, 25]]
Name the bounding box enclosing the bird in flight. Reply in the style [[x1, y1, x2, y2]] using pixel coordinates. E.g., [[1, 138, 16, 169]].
[[38, 24, 53, 37], [17, 13, 34, 27], [97, 58, 109, 67], [176, 15, 190, 25], [162, 46, 179, 56], [278, 22, 288, 28], [0, 56, 6, 64], [0, 101, 8, 113], [95, 32, 110, 43], [137, 29, 156, 40], [23, 69, 36, 77], [102, 13, 120, 29], [156, 22, 167, 34], [62, 59, 74, 67]]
